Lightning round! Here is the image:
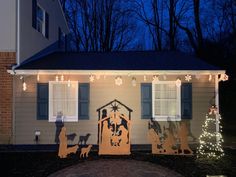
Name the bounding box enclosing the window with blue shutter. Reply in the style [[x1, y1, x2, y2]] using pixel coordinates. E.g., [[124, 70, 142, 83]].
[[32, 0, 37, 29], [181, 83, 192, 119], [78, 83, 90, 120], [37, 83, 49, 120], [141, 83, 152, 119]]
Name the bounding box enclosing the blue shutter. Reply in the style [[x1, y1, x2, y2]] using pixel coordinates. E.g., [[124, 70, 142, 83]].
[[32, 0, 37, 29], [37, 83, 48, 120], [45, 12, 49, 38], [78, 83, 90, 120], [141, 83, 152, 119], [181, 83, 192, 119]]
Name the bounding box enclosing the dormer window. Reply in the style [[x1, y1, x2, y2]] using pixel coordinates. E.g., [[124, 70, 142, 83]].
[[32, 0, 49, 38]]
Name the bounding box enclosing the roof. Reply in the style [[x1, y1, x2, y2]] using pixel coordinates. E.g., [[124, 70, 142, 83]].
[[15, 51, 220, 71]]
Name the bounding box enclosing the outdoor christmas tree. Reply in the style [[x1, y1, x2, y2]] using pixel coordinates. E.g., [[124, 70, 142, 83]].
[[197, 105, 224, 159]]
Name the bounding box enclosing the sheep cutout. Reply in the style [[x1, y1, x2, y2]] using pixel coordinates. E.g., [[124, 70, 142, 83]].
[[79, 133, 91, 145], [80, 144, 93, 158]]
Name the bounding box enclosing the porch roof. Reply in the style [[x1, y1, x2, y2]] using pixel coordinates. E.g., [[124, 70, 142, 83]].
[[14, 51, 222, 71]]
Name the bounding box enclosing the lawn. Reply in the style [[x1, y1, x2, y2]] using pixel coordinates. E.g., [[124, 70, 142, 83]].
[[1, 148, 235, 177]]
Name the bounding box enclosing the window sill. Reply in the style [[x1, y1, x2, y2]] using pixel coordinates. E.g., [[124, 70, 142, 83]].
[[152, 115, 181, 121]]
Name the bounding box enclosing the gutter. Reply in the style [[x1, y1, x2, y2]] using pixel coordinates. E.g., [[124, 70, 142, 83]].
[[7, 69, 226, 76]]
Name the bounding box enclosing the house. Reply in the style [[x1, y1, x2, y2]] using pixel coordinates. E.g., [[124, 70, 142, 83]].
[[0, 0, 69, 144], [8, 51, 227, 148], [0, 1, 227, 150]]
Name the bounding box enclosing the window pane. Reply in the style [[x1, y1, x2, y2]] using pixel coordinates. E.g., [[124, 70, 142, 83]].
[[52, 83, 77, 117], [154, 82, 179, 118], [37, 6, 44, 20]]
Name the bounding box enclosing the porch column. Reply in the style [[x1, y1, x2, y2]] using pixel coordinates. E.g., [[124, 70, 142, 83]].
[[215, 74, 220, 142]]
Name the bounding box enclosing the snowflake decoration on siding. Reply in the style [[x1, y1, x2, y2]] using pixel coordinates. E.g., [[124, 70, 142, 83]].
[[89, 75, 95, 82], [115, 76, 123, 86], [153, 75, 159, 82], [185, 74, 192, 82]]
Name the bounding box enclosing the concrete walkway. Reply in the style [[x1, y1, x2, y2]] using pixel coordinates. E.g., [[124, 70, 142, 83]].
[[48, 159, 184, 177]]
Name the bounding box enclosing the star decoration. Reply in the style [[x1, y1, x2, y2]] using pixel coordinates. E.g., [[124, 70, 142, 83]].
[[185, 74, 192, 82], [110, 102, 121, 112]]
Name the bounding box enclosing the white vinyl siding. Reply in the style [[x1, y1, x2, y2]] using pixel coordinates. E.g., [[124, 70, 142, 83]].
[[152, 81, 181, 121], [49, 81, 78, 122]]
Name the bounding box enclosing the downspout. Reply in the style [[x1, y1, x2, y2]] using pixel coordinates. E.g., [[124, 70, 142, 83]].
[[12, 0, 21, 144]]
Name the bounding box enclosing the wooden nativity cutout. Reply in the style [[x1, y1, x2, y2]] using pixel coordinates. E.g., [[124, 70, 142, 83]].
[[80, 144, 93, 158], [58, 126, 79, 158], [97, 99, 132, 155], [148, 120, 193, 155]]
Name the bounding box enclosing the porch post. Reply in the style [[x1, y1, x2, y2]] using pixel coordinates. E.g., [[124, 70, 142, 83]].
[[215, 74, 220, 142]]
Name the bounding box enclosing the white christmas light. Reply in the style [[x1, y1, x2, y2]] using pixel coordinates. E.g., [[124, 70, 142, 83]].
[[67, 79, 71, 87], [144, 75, 147, 81], [23, 81, 27, 91], [197, 106, 224, 159], [175, 78, 181, 87], [55, 75, 59, 82], [115, 76, 123, 86], [37, 74, 40, 82], [132, 77, 137, 86], [209, 74, 212, 82], [185, 74, 192, 82], [61, 75, 64, 81], [89, 75, 95, 82]]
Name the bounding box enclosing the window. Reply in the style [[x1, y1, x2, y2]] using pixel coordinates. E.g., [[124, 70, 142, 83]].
[[49, 81, 78, 122], [32, 0, 49, 38], [36, 5, 45, 35], [152, 81, 181, 121]]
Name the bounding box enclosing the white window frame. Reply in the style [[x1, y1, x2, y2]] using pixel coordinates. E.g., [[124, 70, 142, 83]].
[[49, 81, 78, 122], [152, 80, 181, 121], [36, 3, 46, 36]]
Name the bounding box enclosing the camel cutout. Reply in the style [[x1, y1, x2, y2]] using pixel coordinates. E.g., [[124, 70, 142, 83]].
[[58, 127, 79, 158], [148, 121, 193, 155]]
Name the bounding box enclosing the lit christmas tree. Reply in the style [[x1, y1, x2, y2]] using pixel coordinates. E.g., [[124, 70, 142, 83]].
[[197, 105, 224, 159]]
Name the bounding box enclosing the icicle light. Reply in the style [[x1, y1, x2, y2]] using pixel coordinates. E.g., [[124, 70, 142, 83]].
[[23, 81, 27, 91], [132, 77, 137, 86], [37, 74, 40, 82], [55, 75, 59, 82], [175, 78, 181, 87]]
